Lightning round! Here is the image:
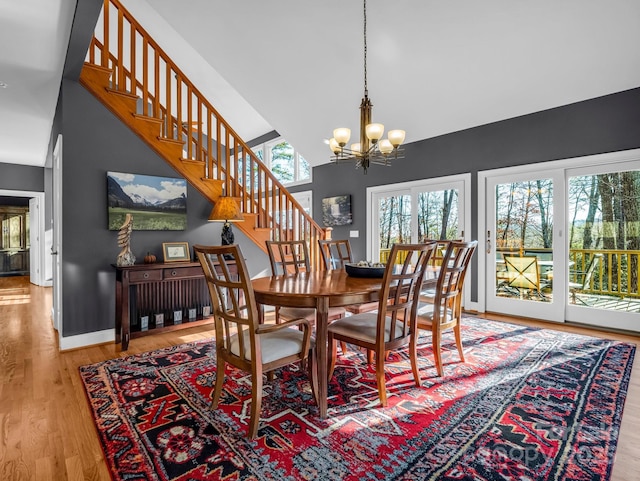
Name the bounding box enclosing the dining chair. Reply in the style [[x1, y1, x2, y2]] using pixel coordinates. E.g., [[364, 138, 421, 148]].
[[318, 238, 379, 315], [194, 244, 318, 439], [418, 238, 462, 300], [503, 254, 547, 299], [414, 240, 477, 377], [266, 239, 347, 325], [327, 242, 437, 407], [428, 239, 462, 267], [318, 238, 353, 270]]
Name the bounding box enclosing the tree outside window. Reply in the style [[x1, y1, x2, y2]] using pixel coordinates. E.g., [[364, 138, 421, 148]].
[[252, 139, 311, 186]]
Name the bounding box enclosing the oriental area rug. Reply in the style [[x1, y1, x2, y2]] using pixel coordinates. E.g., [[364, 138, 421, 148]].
[[79, 317, 635, 481]]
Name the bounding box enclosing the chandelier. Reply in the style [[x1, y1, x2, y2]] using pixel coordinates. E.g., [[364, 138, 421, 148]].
[[328, 0, 405, 174]]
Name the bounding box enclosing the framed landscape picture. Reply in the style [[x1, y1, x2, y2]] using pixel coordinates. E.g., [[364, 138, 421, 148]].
[[107, 171, 187, 230], [162, 242, 191, 263], [322, 195, 352, 226]]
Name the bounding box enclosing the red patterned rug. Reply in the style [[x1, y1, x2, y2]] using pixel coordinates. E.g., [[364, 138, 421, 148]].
[[80, 317, 635, 481]]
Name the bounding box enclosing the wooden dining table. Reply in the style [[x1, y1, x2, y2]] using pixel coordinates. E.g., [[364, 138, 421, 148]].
[[251, 269, 387, 419]]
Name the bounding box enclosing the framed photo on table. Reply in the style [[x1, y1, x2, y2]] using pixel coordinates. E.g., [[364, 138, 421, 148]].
[[162, 242, 190, 262]]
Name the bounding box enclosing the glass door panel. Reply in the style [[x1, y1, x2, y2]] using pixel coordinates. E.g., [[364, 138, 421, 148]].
[[486, 171, 565, 322], [566, 165, 640, 331], [376, 192, 411, 263], [371, 178, 465, 264], [417, 189, 459, 242]]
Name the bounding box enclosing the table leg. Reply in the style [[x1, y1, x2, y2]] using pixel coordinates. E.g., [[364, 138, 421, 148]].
[[315, 296, 329, 418]]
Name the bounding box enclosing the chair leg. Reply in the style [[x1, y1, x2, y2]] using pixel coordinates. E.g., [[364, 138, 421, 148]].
[[248, 369, 263, 439], [367, 349, 374, 364], [409, 335, 422, 387], [211, 360, 226, 410], [308, 347, 319, 407], [453, 322, 465, 363], [375, 349, 388, 407], [432, 327, 444, 377], [328, 335, 338, 380], [340, 341, 348, 354]]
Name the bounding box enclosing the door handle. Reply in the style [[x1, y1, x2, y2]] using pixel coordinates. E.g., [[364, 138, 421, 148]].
[[486, 230, 491, 254]]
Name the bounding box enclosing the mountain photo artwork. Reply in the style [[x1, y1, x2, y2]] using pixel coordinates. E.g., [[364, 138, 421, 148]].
[[107, 171, 187, 230]]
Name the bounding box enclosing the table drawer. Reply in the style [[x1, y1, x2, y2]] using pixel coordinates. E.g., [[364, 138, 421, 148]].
[[129, 269, 163, 282], [163, 266, 204, 279]]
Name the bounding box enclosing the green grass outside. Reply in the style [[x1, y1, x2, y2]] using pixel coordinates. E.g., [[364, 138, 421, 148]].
[[108, 208, 187, 231]]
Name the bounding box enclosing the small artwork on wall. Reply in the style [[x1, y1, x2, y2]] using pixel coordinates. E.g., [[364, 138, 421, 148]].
[[107, 171, 187, 230], [322, 195, 352, 226]]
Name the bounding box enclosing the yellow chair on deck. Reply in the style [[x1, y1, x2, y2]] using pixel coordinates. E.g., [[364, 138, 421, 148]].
[[502, 255, 547, 299]]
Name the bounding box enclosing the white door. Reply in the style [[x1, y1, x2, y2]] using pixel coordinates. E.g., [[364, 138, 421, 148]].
[[481, 151, 640, 330], [564, 161, 640, 332], [28, 197, 41, 285], [52, 135, 63, 332], [368, 175, 469, 263], [484, 169, 566, 322]]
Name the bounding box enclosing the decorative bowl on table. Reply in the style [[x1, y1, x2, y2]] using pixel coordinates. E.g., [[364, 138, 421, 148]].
[[345, 261, 386, 278]]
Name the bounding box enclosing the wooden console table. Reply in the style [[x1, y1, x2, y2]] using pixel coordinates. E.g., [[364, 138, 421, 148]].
[[114, 261, 218, 350]]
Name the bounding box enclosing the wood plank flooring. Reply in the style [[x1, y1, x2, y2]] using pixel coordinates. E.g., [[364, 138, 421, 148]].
[[1, 276, 638, 480]]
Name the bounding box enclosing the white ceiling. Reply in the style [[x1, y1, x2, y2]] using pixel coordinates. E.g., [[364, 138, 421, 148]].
[[0, 0, 76, 167], [2, 0, 640, 168]]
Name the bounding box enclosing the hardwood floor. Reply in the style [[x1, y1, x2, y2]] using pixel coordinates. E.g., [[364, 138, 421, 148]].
[[0, 276, 638, 480]]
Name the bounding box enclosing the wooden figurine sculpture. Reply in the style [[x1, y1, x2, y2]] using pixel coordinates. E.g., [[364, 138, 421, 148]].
[[116, 213, 136, 266]]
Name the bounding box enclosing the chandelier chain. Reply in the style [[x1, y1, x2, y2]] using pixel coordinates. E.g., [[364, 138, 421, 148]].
[[363, 0, 368, 97]]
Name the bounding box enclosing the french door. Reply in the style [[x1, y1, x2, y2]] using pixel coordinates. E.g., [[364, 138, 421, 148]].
[[368, 175, 469, 264], [484, 169, 565, 322], [564, 161, 640, 331], [482, 151, 640, 332]]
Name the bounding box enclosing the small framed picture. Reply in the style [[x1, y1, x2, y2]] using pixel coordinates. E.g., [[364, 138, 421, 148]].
[[162, 242, 190, 262], [322, 195, 352, 227]]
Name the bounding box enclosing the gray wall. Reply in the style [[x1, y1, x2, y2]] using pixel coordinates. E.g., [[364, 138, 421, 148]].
[[0, 163, 44, 192], [60, 79, 269, 337], [298, 87, 640, 300]]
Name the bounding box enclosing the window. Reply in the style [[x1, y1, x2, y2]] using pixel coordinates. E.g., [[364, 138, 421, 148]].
[[252, 139, 311, 186]]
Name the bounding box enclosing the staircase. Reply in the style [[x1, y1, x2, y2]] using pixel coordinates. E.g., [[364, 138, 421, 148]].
[[80, 0, 328, 267]]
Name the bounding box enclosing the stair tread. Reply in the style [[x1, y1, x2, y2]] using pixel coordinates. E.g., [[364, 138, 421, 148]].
[[132, 113, 163, 123], [157, 136, 184, 145], [106, 87, 138, 99]]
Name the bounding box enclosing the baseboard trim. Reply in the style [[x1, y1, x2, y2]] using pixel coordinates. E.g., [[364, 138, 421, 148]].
[[59, 329, 115, 351]]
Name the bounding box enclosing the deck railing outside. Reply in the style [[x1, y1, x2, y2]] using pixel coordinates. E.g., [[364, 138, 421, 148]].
[[381, 246, 640, 299], [497, 247, 640, 299], [569, 248, 640, 299]]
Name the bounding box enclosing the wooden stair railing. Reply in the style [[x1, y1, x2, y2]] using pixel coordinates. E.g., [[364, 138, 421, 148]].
[[80, 0, 328, 268]]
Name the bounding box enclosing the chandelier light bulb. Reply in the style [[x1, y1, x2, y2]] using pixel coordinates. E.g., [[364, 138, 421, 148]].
[[329, 138, 341, 154], [365, 123, 384, 142], [351, 143, 361, 155], [333, 128, 351, 146], [388, 129, 406, 147], [378, 139, 394, 154]]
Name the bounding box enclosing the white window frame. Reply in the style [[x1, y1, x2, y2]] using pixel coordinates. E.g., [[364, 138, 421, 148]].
[[252, 137, 312, 187], [366, 173, 474, 310]]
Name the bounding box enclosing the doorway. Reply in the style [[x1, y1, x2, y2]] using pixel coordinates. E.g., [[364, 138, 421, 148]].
[[480, 149, 640, 332], [367, 174, 473, 306], [0, 191, 47, 285]]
